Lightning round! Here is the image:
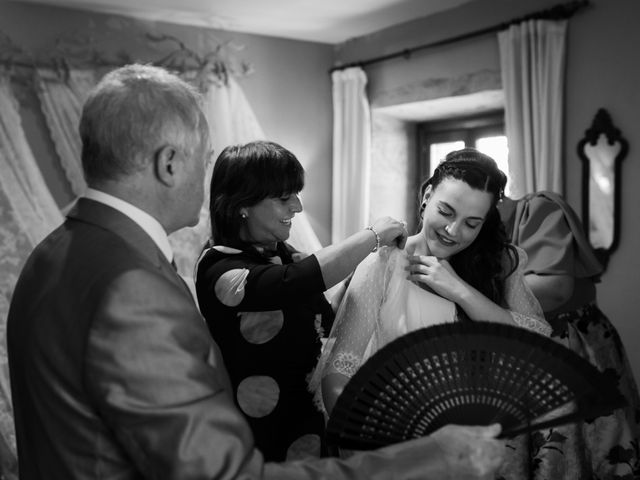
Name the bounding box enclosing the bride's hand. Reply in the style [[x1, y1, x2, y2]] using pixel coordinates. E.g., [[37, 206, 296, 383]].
[[406, 255, 465, 302]]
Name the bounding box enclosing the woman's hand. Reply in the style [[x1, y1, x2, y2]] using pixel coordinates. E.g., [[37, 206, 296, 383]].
[[369, 217, 408, 249], [407, 255, 465, 302], [315, 216, 407, 290]]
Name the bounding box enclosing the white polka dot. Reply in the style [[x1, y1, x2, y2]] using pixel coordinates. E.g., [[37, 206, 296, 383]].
[[239, 311, 284, 344], [286, 434, 321, 460], [214, 268, 249, 307], [237, 376, 280, 418]]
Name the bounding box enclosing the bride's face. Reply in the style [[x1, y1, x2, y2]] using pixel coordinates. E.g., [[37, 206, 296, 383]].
[[421, 177, 492, 259]]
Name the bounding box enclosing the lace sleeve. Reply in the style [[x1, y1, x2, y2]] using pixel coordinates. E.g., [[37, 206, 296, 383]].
[[503, 246, 552, 337]]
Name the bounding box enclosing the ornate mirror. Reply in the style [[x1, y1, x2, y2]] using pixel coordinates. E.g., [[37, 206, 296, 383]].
[[577, 108, 628, 268]]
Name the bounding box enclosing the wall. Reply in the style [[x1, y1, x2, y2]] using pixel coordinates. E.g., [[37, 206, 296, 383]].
[[370, 113, 418, 231], [0, 1, 335, 245], [335, 0, 640, 382], [564, 0, 640, 386]]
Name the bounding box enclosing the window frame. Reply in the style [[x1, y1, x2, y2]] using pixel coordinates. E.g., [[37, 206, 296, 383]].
[[417, 110, 505, 182]]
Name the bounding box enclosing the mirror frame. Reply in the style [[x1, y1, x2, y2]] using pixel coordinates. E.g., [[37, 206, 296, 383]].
[[577, 108, 628, 269]]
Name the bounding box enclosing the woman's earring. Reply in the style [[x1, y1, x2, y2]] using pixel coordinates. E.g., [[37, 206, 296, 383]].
[[240, 212, 248, 219]]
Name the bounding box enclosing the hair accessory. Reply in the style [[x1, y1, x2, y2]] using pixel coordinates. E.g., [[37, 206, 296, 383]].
[[365, 225, 381, 252], [326, 321, 626, 450]]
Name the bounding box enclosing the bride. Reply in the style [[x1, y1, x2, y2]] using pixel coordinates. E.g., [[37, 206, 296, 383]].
[[310, 148, 551, 416]]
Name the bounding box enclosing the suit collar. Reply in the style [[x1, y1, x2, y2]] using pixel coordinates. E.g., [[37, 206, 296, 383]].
[[67, 198, 167, 269]]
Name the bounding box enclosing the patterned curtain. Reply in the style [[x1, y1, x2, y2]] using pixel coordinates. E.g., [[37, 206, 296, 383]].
[[0, 73, 64, 480]]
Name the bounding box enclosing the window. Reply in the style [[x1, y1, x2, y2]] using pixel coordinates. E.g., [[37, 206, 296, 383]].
[[417, 111, 511, 195]]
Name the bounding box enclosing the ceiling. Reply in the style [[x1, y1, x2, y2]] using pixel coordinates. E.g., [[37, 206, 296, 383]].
[[12, 0, 476, 44]]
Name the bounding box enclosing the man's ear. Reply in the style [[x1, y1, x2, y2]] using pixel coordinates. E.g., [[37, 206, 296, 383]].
[[155, 145, 178, 186]]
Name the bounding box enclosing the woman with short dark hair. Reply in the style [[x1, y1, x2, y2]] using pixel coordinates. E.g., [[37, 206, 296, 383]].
[[195, 140, 408, 461]]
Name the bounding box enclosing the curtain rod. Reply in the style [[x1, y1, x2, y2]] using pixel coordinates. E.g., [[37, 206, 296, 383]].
[[329, 0, 590, 74]]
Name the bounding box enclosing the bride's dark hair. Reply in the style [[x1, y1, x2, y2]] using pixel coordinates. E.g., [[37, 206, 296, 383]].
[[418, 148, 517, 305]]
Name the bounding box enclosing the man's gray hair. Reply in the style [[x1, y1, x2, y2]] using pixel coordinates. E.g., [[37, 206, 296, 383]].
[[79, 63, 206, 184]]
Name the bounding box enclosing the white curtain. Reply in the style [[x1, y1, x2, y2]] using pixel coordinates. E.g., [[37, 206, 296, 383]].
[[0, 74, 64, 480], [499, 19, 567, 197], [331, 67, 371, 243], [35, 68, 96, 198], [169, 75, 323, 277]]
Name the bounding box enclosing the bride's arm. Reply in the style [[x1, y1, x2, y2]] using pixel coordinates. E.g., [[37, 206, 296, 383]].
[[407, 247, 550, 336]]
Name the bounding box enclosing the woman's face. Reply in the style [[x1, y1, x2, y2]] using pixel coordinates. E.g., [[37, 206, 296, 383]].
[[421, 177, 493, 259], [241, 193, 303, 248]]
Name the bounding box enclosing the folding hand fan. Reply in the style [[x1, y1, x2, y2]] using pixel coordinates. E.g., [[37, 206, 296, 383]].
[[326, 321, 626, 450]]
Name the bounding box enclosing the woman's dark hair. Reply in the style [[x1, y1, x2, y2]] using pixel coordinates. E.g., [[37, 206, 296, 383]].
[[418, 147, 517, 305], [208, 140, 305, 249]]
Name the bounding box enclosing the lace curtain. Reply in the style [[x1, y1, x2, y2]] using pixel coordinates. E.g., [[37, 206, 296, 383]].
[[35, 68, 96, 198], [499, 20, 568, 197], [331, 67, 371, 243], [0, 73, 64, 480]]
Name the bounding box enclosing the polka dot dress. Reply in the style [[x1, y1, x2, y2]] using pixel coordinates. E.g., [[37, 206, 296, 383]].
[[195, 243, 333, 461]]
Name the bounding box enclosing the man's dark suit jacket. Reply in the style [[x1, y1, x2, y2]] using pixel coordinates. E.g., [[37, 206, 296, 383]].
[[8, 198, 270, 478]]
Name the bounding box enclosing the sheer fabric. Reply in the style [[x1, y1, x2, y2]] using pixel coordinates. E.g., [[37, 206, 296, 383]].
[[0, 74, 64, 480], [499, 20, 567, 197], [309, 245, 549, 411], [35, 68, 96, 198]]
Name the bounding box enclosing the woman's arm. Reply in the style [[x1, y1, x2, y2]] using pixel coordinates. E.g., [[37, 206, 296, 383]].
[[315, 217, 407, 289], [197, 217, 406, 311], [322, 372, 351, 416], [407, 248, 550, 336]]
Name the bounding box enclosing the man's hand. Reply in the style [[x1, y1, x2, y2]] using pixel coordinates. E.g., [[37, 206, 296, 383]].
[[373, 422, 505, 480], [431, 423, 505, 479]]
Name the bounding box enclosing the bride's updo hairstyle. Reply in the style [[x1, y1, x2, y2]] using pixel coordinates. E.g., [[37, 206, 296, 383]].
[[419, 147, 516, 305]]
